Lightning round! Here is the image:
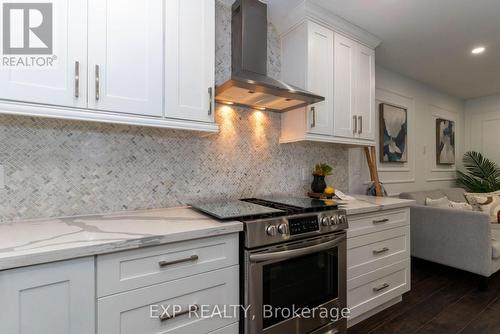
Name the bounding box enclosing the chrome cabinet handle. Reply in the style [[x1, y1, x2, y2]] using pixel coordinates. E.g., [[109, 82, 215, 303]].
[[159, 304, 199, 321], [208, 87, 213, 115], [95, 65, 100, 101], [358, 116, 363, 134], [353, 115, 357, 134], [311, 107, 316, 128], [373, 283, 390, 292], [158, 255, 198, 268], [373, 218, 389, 224], [373, 247, 389, 254], [74, 61, 80, 98]]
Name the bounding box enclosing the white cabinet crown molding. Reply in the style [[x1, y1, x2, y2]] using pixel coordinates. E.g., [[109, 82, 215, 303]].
[[273, 0, 382, 49]]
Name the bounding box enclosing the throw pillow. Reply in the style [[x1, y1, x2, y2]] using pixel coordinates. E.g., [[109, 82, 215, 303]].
[[464, 191, 500, 222], [449, 200, 473, 211], [425, 197, 450, 208]]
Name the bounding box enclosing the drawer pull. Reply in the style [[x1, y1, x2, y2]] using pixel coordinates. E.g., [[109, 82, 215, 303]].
[[74, 61, 80, 98], [373, 218, 389, 224], [373, 247, 389, 254], [208, 87, 213, 116], [159, 304, 199, 321], [373, 283, 390, 292], [95, 65, 100, 101], [159, 255, 198, 268]]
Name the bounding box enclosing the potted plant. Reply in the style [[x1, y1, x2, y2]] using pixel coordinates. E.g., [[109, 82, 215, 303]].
[[311, 163, 333, 193], [457, 151, 500, 193]]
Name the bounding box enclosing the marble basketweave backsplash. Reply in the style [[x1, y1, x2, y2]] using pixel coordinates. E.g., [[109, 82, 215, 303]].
[[0, 1, 348, 222]]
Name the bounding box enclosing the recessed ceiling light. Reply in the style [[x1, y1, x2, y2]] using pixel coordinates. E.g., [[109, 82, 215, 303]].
[[471, 46, 485, 54]]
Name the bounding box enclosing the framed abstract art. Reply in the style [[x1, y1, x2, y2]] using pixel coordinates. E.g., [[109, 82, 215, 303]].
[[379, 103, 408, 163], [436, 118, 455, 165]]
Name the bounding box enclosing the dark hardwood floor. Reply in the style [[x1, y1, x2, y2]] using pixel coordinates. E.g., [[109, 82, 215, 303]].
[[348, 258, 500, 334]]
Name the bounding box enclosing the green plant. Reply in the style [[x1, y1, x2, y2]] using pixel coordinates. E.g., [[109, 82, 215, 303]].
[[456, 151, 500, 192], [313, 163, 333, 177]]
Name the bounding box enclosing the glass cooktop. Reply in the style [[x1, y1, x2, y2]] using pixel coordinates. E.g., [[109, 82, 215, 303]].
[[192, 197, 338, 221], [191, 200, 284, 220]]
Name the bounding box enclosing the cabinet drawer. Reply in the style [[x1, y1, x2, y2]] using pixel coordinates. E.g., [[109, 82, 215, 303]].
[[98, 266, 239, 334], [347, 226, 409, 279], [97, 234, 238, 297], [347, 259, 410, 319], [347, 209, 409, 238]]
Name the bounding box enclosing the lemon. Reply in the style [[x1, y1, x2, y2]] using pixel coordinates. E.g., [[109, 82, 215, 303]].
[[324, 186, 335, 195]]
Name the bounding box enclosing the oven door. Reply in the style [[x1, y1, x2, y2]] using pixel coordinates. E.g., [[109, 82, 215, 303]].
[[244, 232, 346, 334]]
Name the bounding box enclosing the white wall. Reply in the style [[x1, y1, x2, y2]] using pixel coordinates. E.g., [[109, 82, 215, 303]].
[[465, 94, 500, 166], [349, 66, 465, 196]]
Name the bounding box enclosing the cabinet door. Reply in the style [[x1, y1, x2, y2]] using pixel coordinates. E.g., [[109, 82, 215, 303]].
[[333, 33, 356, 138], [165, 0, 215, 123], [355, 44, 375, 140], [0, 0, 87, 108], [306, 22, 334, 136], [88, 0, 163, 116], [0, 257, 95, 334]]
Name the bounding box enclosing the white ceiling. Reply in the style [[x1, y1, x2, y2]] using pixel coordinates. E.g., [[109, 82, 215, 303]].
[[267, 0, 500, 100]]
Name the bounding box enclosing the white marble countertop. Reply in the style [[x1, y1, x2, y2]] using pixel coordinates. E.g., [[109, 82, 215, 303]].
[[0, 207, 242, 271], [337, 195, 415, 215], [0, 196, 414, 271]]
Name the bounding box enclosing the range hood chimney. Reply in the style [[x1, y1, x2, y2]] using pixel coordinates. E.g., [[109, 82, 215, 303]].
[[215, 0, 324, 112]]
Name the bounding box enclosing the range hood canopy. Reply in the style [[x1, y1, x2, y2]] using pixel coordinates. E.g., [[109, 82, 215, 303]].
[[215, 0, 324, 113]]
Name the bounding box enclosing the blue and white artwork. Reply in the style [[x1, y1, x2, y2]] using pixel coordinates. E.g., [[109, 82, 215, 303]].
[[380, 103, 408, 163]]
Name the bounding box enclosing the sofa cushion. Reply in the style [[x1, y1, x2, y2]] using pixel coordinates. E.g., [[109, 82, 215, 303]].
[[400, 190, 446, 205], [442, 188, 467, 203], [426, 197, 450, 208], [493, 239, 500, 259], [449, 200, 473, 211], [465, 191, 500, 222]]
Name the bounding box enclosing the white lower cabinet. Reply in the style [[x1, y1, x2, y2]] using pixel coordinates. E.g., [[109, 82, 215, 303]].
[[346, 208, 411, 325], [0, 233, 240, 334], [0, 257, 95, 334], [98, 266, 239, 334], [96, 234, 238, 297], [97, 233, 240, 334]]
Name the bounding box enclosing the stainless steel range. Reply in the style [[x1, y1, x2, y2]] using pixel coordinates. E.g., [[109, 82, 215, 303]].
[[193, 197, 348, 334]]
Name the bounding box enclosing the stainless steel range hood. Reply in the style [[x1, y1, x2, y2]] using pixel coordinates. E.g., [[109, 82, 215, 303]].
[[215, 0, 324, 112]]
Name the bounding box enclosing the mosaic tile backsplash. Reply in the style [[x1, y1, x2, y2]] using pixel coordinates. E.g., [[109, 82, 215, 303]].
[[0, 1, 348, 222]]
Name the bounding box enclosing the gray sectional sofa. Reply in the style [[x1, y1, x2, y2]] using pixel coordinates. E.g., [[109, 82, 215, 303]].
[[399, 188, 500, 282]]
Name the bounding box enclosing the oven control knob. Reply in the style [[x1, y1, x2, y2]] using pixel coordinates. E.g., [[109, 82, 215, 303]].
[[278, 223, 289, 235], [340, 215, 347, 224], [266, 225, 277, 237], [321, 217, 331, 226], [331, 215, 339, 225]]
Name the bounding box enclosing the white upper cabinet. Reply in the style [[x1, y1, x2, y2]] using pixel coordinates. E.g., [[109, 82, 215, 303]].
[[355, 43, 376, 140], [333, 33, 356, 139], [165, 0, 215, 123], [88, 0, 163, 117], [306, 22, 334, 136], [0, 0, 87, 108], [280, 16, 378, 146], [0, 0, 217, 132], [333, 33, 376, 141]]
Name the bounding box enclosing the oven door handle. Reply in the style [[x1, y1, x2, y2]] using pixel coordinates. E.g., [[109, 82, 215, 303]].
[[249, 235, 345, 263]]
